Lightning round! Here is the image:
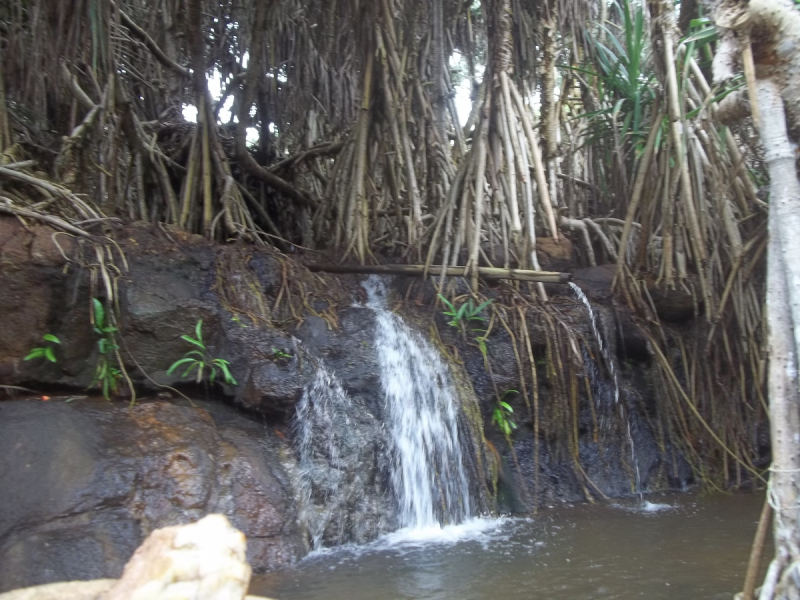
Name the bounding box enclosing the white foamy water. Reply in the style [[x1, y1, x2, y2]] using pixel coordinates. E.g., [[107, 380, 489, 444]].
[[640, 500, 673, 512], [379, 516, 509, 548], [363, 276, 472, 530], [611, 499, 674, 513]]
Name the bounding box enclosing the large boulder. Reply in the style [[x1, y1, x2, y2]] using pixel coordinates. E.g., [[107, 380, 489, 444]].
[[0, 219, 319, 418], [105, 514, 250, 600], [0, 399, 303, 593], [0, 514, 279, 600]]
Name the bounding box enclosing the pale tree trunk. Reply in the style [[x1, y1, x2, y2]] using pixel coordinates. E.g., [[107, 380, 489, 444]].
[[431, 0, 447, 147], [709, 0, 800, 596], [758, 80, 800, 600], [539, 0, 559, 209]]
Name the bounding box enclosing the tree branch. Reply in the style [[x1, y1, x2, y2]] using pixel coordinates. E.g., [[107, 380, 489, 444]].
[[307, 263, 571, 283], [117, 7, 191, 78], [269, 142, 345, 173]]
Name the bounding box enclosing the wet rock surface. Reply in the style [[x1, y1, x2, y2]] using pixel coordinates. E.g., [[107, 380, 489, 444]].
[[0, 398, 303, 592], [0, 216, 701, 590], [413, 274, 692, 513], [0, 218, 401, 587]]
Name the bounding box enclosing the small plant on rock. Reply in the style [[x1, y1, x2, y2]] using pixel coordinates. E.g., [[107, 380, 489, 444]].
[[492, 390, 518, 438], [270, 348, 292, 360], [24, 334, 61, 363], [168, 320, 237, 386], [89, 298, 122, 400], [437, 294, 493, 329]]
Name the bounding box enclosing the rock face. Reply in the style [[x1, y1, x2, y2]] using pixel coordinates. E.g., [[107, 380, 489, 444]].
[[0, 399, 303, 593], [430, 273, 692, 512], [0, 218, 414, 586], [0, 217, 698, 592]]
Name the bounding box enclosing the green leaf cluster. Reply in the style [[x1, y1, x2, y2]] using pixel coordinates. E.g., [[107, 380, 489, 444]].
[[89, 298, 121, 400], [271, 348, 292, 360], [492, 392, 518, 438], [24, 334, 61, 363], [167, 320, 237, 386], [437, 294, 493, 328], [572, 0, 655, 156]]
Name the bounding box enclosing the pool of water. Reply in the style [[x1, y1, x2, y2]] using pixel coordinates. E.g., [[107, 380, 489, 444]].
[[250, 493, 769, 600]]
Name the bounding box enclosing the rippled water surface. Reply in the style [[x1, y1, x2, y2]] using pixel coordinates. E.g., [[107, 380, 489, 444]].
[[251, 493, 768, 600]]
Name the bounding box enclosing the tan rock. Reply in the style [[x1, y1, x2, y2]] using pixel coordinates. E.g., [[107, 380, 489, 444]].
[[537, 236, 573, 261], [0, 580, 116, 600], [0, 581, 275, 600], [105, 514, 251, 600]]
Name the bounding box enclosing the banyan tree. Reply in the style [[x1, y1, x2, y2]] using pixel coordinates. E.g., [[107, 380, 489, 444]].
[[0, 0, 798, 596]]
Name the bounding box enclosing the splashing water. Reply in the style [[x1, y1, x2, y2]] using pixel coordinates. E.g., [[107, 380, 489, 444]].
[[569, 282, 643, 500], [363, 276, 472, 529], [293, 364, 358, 549]]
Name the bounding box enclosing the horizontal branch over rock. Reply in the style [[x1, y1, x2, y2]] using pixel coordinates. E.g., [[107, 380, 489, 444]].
[[307, 263, 571, 283]]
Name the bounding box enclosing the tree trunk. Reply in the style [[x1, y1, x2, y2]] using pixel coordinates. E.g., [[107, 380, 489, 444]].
[[757, 78, 800, 600]]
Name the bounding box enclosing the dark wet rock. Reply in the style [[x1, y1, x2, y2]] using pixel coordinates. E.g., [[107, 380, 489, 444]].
[[0, 399, 303, 593], [294, 309, 382, 404], [289, 308, 396, 547], [292, 366, 395, 547], [572, 264, 616, 301], [0, 219, 313, 418], [0, 215, 699, 578], [0, 219, 72, 379], [644, 279, 699, 322], [536, 237, 575, 272], [573, 263, 698, 324]]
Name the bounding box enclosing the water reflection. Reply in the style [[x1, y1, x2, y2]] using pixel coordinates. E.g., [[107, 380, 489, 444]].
[[251, 493, 768, 600]]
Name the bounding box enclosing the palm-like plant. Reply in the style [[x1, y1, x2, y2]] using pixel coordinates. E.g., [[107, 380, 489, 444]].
[[579, 0, 656, 158]]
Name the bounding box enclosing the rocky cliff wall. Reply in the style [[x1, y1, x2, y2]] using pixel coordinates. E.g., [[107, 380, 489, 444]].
[[0, 217, 691, 591]]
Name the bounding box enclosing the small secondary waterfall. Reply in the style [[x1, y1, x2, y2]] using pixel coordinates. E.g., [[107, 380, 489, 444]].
[[293, 364, 355, 549], [570, 282, 643, 499], [293, 358, 392, 550], [363, 276, 472, 529]]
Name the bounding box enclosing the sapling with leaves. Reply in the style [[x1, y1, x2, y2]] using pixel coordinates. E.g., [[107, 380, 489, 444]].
[[89, 298, 122, 400], [492, 390, 519, 438], [168, 320, 237, 386]]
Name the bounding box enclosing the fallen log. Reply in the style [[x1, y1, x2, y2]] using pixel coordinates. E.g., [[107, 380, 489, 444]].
[[307, 264, 571, 284]]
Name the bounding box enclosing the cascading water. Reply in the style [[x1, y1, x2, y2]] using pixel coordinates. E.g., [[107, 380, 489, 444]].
[[363, 276, 472, 529], [293, 359, 391, 550], [293, 364, 354, 549], [570, 282, 643, 499]]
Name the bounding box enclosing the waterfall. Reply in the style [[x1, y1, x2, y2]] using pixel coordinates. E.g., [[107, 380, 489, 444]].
[[569, 282, 620, 405], [293, 364, 353, 549], [570, 282, 643, 499], [363, 276, 472, 529], [291, 359, 395, 550]]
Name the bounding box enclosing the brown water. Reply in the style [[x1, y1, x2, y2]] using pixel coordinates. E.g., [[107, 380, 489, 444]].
[[251, 493, 769, 600]]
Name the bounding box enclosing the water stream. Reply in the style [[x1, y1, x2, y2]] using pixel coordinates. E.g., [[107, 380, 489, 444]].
[[569, 282, 643, 499], [363, 275, 472, 529]]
